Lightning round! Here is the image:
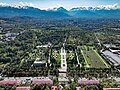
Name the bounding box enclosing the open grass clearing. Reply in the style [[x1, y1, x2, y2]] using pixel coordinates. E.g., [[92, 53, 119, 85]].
[[81, 46, 109, 68]]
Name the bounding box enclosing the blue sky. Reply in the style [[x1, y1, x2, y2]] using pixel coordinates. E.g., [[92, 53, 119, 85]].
[[0, 0, 120, 10]]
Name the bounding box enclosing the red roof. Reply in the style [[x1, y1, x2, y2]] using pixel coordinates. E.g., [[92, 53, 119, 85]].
[[16, 86, 30, 90], [78, 80, 99, 85], [76, 87, 81, 90], [103, 88, 120, 90], [0, 80, 20, 85], [51, 86, 58, 90], [32, 80, 53, 84]]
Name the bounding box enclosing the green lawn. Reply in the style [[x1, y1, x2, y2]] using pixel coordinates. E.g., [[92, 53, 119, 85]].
[[81, 46, 109, 68], [66, 50, 74, 60], [52, 49, 61, 64]]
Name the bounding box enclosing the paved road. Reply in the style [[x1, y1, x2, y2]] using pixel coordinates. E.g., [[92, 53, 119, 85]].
[[48, 48, 51, 64], [94, 33, 101, 46], [60, 47, 67, 71], [59, 47, 67, 77], [75, 48, 81, 67]]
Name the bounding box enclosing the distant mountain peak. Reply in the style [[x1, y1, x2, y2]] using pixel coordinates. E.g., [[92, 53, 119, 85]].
[[70, 4, 118, 11], [48, 7, 68, 12]]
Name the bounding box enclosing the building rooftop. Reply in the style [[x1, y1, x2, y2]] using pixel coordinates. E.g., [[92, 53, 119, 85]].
[[109, 49, 120, 53], [36, 45, 48, 48], [58, 77, 69, 82], [102, 50, 120, 66], [0, 80, 20, 85], [34, 61, 46, 64], [76, 87, 81, 90], [51, 86, 58, 90], [103, 88, 120, 90], [32, 79, 53, 84], [78, 80, 99, 85], [16, 86, 30, 90]]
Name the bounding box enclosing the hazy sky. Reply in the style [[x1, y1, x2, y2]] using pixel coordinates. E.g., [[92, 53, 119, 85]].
[[0, 0, 120, 10]]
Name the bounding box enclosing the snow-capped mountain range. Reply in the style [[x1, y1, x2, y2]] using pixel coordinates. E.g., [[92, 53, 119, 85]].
[[0, 2, 118, 11], [0, 3, 120, 19], [70, 3, 118, 11], [49, 4, 118, 12]]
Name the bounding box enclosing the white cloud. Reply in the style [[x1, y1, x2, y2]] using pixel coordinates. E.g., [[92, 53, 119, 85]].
[[19, 2, 35, 7], [0, 2, 8, 6], [56, 3, 63, 8], [73, 3, 118, 10], [0, 2, 35, 8], [98, 3, 118, 9], [47, 3, 64, 10]]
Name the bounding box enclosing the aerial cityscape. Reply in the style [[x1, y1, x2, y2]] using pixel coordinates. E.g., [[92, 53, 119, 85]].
[[0, 0, 120, 90]]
